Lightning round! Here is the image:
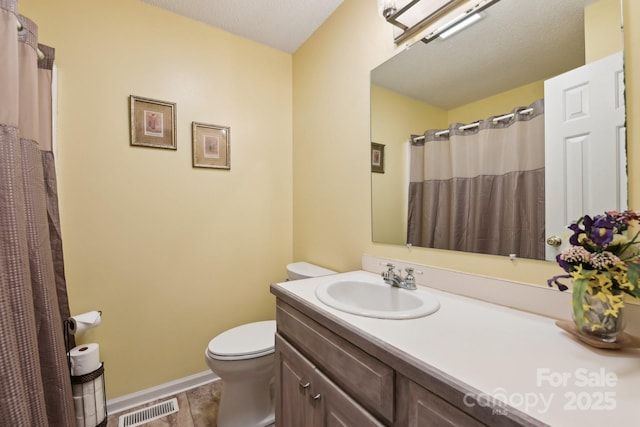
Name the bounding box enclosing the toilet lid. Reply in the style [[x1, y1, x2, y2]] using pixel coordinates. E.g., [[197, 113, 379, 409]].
[[287, 262, 336, 278], [207, 320, 276, 360]]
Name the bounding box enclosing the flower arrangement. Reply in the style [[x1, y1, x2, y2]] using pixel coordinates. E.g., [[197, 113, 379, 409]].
[[548, 210, 640, 333]]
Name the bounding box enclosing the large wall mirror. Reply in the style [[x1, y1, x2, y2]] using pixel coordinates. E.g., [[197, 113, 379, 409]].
[[371, 0, 626, 261]]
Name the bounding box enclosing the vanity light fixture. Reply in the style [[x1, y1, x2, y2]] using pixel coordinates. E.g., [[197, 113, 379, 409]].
[[377, 0, 498, 44], [437, 12, 483, 39], [377, 0, 397, 19], [421, 0, 498, 43]]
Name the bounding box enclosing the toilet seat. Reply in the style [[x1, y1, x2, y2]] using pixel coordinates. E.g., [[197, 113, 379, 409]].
[[207, 320, 276, 361]]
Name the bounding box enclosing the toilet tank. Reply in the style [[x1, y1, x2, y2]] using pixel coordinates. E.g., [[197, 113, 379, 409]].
[[286, 262, 336, 281]]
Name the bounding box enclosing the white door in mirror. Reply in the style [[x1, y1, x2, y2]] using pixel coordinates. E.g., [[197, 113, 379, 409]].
[[544, 51, 627, 261]]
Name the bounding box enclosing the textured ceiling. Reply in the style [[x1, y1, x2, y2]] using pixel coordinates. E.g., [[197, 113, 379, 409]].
[[140, 0, 344, 54], [372, 0, 602, 110]]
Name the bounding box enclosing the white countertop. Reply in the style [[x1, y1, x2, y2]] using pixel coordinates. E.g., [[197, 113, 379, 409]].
[[274, 270, 640, 427]]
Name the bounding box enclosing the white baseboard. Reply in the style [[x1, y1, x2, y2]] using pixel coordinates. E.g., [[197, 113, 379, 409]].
[[106, 371, 219, 416]]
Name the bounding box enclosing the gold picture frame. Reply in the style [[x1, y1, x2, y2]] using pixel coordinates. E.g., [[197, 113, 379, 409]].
[[192, 122, 231, 170], [129, 95, 176, 149], [371, 142, 385, 173]]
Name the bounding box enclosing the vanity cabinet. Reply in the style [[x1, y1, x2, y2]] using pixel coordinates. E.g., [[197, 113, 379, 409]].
[[273, 296, 543, 427], [275, 300, 393, 425], [275, 334, 384, 427]]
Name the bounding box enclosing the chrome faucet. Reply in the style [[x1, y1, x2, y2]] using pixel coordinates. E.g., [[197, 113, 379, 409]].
[[381, 263, 417, 290]]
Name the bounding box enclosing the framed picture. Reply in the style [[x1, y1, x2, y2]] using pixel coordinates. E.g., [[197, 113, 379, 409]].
[[371, 142, 385, 173], [129, 95, 176, 149], [192, 122, 231, 170]]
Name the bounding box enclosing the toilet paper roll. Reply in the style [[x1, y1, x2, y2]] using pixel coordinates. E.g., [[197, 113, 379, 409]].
[[95, 375, 106, 424], [71, 368, 106, 427], [68, 311, 102, 336], [82, 382, 96, 417], [69, 344, 100, 377]]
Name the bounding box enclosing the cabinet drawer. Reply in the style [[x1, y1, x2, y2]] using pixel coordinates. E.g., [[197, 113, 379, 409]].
[[276, 301, 394, 424]]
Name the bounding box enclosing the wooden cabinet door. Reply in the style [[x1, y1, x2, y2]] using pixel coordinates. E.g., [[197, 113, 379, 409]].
[[276, 301, 394, 423], [276, 333, 385, 427], [314, 368, 385, 427], [275, 333, 315, 427]]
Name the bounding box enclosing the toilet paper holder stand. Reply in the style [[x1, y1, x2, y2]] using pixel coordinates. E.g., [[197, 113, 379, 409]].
[[70, 363, 107, 427], [64, 317, 108, 427]]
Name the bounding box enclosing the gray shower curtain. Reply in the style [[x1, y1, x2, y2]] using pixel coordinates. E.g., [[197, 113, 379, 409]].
[[407, 100, 545, 259], [1, 2, 76, 425]]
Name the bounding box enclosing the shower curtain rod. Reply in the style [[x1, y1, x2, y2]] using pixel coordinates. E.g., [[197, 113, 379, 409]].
[[16, 19, 45, 60], [413, 107, 535, 141]]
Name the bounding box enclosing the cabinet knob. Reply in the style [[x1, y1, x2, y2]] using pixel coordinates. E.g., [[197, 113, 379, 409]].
[[299, 382, 310, 392], [311, 393, 321, 404]]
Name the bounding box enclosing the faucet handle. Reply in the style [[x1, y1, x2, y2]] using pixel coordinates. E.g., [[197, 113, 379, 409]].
[[404, 267, 423, 276], [404, 267, 415, 281], [404, 267, 419, 290], [381, 263, 395, 281]]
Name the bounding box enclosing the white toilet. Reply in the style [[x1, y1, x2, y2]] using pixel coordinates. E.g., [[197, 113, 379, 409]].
[[205, 262, 335, 427], [284, 261, 336, 281]]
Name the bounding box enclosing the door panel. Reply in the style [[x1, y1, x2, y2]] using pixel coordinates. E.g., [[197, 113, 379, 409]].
[[544, 51, 626, 260]]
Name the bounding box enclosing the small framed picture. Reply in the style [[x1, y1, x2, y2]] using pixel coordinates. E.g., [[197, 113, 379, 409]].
[[371, 142, 385, 173], [192, 122, 231, 170], [129, 95, 176, 149]]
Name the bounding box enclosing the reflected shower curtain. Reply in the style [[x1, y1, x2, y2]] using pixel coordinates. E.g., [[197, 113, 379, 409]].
[[408, 100, 545, 259], [0, 2, 76, 425]]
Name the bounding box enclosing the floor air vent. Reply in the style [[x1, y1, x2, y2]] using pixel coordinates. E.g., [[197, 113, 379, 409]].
[[118, 397, 179, 427]]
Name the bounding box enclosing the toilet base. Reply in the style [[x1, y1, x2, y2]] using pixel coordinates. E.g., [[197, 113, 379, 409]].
[[216, 377, 274, 427]]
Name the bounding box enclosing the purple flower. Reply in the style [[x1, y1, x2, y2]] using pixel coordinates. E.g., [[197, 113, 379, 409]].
[[556, 253, 570, 272], [589, 215, 616, 247], [569, 214, 618, 248], [568, 219, 585, 246], [547, 274, 570, 291]]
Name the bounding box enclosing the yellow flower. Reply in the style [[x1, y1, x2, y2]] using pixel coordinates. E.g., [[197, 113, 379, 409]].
[[603, 293, 625, 317]]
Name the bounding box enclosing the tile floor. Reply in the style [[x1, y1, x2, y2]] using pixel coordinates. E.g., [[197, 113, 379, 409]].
[[106, 380, 223, 427]]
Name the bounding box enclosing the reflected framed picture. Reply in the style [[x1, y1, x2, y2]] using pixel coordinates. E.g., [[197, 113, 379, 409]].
[[129, 95, 176, 149], [192, 122, 231, 170], [371, 142, 385, 173]]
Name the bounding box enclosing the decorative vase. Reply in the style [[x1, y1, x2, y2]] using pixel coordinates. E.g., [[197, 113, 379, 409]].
[[573, 291, 626, 343]]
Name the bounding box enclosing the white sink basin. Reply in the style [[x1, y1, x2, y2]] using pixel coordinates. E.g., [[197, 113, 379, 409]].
[[315, 280, 440, 319]]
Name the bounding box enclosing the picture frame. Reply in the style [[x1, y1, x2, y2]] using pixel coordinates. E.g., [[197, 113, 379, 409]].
[[371, 142, 385, 173], [192, 122, 231, 170], [129, 95, 176, 150]]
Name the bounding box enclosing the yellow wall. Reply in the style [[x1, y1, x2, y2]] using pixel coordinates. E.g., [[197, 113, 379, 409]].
[[447, 80, 544, 125], [370, 85, 447, 244], [585, 0, 623, 63], [19, 0, 293, 398], [293, 0, 639, 284]]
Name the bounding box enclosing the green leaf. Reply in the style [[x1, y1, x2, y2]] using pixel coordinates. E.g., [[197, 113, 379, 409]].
[[618, 229, 640, 261], [572, 278, 588, 328], [626, 262, 640, 298]]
